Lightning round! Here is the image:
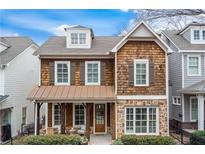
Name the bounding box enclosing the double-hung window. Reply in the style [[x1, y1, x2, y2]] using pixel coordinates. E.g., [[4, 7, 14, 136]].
[[71, 33, 78, 44], [74, 104, 85, 126], [55, 61, 70, 85], [125, 107, 159, 135], [53, 104, 61, 126], [187, 55, 201, 76], [85, 61, 100, 85], [134, 59, 149, 86], [190, 97, 198, 121]]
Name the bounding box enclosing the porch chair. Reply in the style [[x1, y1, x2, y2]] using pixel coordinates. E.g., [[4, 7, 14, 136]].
[[77, 125, 86, 136]]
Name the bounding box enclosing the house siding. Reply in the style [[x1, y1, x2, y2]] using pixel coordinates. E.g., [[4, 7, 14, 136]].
[[41, 59, 114, 86], [183, 54, 205, 88], [0, 45, 40, 139], [117, 41, 166, 95]]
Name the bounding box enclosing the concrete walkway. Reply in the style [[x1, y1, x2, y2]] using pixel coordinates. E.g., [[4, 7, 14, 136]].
[[89, 134, 112, 145]]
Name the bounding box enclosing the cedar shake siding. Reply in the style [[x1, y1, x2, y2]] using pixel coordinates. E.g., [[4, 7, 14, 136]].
[[41, 59, 114, 86], [117, 41, 166, 95]]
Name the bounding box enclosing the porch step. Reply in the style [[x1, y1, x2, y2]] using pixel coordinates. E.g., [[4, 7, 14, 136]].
[[89, 134, 112, 145]]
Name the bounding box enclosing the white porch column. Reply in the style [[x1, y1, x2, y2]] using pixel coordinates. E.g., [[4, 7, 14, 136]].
[[197, 94, 204, 130], [34, 103, 37, 136]]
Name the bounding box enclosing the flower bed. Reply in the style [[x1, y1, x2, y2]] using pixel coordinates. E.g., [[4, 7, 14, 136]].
[[190, 131, 205, 145]]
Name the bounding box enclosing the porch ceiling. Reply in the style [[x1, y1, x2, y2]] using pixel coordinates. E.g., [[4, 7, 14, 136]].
[[27, 85, 116, 102]]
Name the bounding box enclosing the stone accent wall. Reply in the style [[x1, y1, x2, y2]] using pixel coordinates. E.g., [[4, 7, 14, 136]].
[[40, 59, 114, 86], [117, 41, 166, 95], [116, 99, 168, 137]]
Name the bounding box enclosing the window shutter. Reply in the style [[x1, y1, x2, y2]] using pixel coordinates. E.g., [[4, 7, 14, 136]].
[[128, 63, 134, 86], [70, 61, 76, 85], [80, 62, 85, 85], [49, 61, 54, 85], [149, 60, 155, 85], [101, 62, 106, 85]]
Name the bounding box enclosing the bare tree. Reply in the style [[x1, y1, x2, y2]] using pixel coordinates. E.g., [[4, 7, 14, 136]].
[[120, 9, 205, 35]]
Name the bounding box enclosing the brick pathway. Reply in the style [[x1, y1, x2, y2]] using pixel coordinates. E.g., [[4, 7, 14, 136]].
[[89, 134, 112, 145]]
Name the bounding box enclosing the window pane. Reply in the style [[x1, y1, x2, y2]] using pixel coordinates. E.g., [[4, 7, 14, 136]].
[[54, 105, 61, 125], [71, 33, 78, 44], [135, 108, 147, 133], [148, 108, 157, 133], [191, 98, 198, 120], [189, 57, 199, 75], [56, 63, 69, 84], [193, 30, 200, 40], [135, 62, 147, 85], [87, 62, 99, 84], [79, 33, 86, 44], [126, 108, 134, 133], [203, 30, 205, 40], [75, 105, 85, 125]]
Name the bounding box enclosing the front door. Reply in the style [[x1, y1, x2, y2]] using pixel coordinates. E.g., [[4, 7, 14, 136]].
[[95, 104, 106, 133]]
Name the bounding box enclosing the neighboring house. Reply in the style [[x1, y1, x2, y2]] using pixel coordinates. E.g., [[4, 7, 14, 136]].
[[27, 21, 170, 140], [0, 37, 40, 143], [162, 22, 205, 130]]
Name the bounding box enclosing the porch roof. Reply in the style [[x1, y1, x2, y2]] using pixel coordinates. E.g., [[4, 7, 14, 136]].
[[27, 85, 116, 102], [178, 80, 205, 94], [0, 95, 9, 103]]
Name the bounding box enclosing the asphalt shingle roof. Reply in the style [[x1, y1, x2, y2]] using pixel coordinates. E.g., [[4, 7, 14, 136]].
[[0, 95, 9, 103], [163, 30, 205, 51], [33, 36, 122, 56], [0, 37, 36, 65], [179, 80, 205, 94]]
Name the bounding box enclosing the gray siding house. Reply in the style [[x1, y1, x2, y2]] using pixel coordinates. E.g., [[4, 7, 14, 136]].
[[162, 22, 205, 131]]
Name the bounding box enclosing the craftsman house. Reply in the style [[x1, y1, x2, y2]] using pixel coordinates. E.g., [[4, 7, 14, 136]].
[[162, 22, 205, 131], [27, 20, 170, 140]]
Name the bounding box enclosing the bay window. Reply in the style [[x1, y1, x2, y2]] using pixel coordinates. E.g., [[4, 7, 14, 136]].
[[125, 107, 159, 135]]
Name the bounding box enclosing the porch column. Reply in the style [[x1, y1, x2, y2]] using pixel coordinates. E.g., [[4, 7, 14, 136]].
[[85, 103, 91, 140], [60, 103, 66, 134], [34, 102, 41, 135], [110, 103, 116, 140], [197, 94, 204, 130]]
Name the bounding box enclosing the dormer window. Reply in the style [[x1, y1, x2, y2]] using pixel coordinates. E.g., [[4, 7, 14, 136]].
[[71, 33, 86, 45], [191, 28, 205, 43], [193, 30, 200, 40]]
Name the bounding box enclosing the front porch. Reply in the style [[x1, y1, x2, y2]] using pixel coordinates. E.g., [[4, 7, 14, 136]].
[[179, 80, 205, 130], [27, 85, 116, 140]]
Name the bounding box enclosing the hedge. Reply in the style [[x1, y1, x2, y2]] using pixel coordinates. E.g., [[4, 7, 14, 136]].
[[190, 131, 205, 145], [22, 134, 81, 145], [118, 135, 175, 145]]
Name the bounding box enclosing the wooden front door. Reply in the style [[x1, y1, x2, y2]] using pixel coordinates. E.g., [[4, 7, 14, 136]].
[[95, 104, 106, 133]]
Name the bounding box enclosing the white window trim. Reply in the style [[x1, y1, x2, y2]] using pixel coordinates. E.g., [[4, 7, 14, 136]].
[[72, 104, 86, 127], [172, 96, 181, 106], [124, 106, 159, 135], [190, 96, 198, 122], [85, 61, 101, 85], [54, 61, 70, 85], [191, 28, 205, 44], [187, 55, 201, 76], [52, 104, 61, 129], [134, 59, 149, 87]]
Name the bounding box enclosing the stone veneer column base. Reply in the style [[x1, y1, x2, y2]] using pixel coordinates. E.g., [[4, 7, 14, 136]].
[[116, 99, 168, 138]]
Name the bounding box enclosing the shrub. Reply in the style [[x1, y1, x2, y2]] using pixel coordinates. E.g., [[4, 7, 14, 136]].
[[190, 131, 205, 145], [120, 135, 175, 145], [112, 138, 123, 145], [23, 134, 81, 145]]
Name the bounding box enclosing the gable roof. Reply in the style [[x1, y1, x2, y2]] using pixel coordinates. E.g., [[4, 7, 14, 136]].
[[111, 20, 171, 53], [0, 37, 37, 65], [163, 30, 205, 51], [33, 36, 122, 57]]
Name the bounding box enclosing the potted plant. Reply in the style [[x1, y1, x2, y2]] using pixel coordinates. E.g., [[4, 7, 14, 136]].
[[80, 136, 88, 145]]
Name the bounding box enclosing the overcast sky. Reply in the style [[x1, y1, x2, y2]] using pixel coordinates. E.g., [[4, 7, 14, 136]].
[[0, 9, 137, 45]]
